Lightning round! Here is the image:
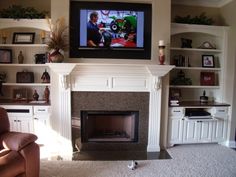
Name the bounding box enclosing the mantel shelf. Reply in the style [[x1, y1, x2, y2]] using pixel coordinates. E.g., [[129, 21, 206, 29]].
[[46, 63, 175, 77]]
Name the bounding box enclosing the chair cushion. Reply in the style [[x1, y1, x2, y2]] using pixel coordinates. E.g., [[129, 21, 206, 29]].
[[0, 150, 25, 177]]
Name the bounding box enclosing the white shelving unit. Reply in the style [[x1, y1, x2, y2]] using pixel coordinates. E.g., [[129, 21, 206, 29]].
[[168, 23, 230, 147], [169, 23, 229, 102], [0, 18, 51, 101]]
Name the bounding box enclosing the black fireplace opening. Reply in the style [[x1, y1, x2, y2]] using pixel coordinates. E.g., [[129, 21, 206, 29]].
[[81, 111, 139, 143]]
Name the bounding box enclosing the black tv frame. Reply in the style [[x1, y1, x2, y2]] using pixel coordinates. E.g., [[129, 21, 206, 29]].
[[70, 1, 152, 59]]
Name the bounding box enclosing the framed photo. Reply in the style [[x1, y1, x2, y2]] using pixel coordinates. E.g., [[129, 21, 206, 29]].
[[202, 55, 214, 68], [200, 72, 215, 86], [12, 32, 35, 44], [0, 49, 12, 63], [170, 88, 181, 100]]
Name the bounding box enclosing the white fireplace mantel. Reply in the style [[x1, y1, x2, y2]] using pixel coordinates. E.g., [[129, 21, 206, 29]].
[[48, 63, 174, 90], [47, 63, 174, 160]]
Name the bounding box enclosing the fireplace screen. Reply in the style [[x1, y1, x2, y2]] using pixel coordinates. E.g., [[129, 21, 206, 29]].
[[81, 111, 139, 143]]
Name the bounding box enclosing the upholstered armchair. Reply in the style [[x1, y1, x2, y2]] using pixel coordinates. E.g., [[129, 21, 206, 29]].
[[0, 107, 39, 177]]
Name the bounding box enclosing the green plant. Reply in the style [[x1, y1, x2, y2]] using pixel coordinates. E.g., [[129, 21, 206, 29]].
[[0, 5, 48, 19], [174, 13, 214, 25]]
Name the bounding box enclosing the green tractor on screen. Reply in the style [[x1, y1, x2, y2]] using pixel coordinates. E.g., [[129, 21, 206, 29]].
[[109, 15, 137, 35]]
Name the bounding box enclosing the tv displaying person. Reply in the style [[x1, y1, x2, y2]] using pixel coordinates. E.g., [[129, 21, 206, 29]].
[[87, 11, 102, 47]]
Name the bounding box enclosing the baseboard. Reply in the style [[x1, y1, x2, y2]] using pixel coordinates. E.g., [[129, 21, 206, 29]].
[[221, 140, 236, 148]]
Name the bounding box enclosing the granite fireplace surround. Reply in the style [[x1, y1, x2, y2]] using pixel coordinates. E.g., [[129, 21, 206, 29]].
[[71, 92, 150, 151]]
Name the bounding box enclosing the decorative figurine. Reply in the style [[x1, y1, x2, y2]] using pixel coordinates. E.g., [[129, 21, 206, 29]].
[[158, 40, 165, 65], [41, 69, 50, 83], [44, 86, 50, 103], [18, 51, 24, 64], [33, 90, 39, 101]]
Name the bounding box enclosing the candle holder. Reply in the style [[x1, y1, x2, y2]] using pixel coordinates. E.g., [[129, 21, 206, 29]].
[[2, 37, 7, 44], [41, 37, 46, 44], [158, 40, 165, 65], [40, 30, 46, 44]]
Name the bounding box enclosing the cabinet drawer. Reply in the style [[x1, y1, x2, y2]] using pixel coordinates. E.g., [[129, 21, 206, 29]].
[[212, 107, 228, 115], [34, 106, 50, 115], [2, 105, 33, 116], [169, 107, 184, 116]]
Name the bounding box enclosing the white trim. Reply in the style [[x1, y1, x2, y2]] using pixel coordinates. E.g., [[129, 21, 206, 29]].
[[222, 140, 236, 148], [172, 0, 232, 8]]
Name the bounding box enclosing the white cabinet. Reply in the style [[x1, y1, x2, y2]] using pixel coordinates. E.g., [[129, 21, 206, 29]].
[[183, 119, 214, 143], [1, 105, 50, 145], [33, 106, 51, 145], [3, 105, 33, 133], [8, 116, 33, 133], [168, 106, 229, 146], [169, 117, 184, 145]]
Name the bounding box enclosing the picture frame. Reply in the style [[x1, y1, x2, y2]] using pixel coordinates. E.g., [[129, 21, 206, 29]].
[[170, 88, 181, 100], [0, 49, 12, 63], [200, 72, 215, 86], [12, 32, 35, 44], [202, 55, 215, 68]]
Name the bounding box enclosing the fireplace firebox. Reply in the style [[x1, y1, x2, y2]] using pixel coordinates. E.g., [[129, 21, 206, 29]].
[[81, 111, 139, 143]]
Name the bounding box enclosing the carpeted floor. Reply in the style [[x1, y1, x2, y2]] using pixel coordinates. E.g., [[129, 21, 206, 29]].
[[40, 144, 236, 177]]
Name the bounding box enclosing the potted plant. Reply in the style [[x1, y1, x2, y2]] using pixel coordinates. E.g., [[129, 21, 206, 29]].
[[47, 17, 68, 63]]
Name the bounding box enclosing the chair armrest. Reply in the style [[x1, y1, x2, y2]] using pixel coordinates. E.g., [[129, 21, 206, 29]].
[[1, 132, 37, 151]]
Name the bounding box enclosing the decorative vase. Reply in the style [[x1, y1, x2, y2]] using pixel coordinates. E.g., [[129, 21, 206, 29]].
[[49, 49, 64, 63], [44, 86, 50, 103], [18, 51, 24, 64]]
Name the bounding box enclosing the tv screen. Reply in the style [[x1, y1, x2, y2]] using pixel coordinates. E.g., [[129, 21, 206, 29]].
[[70, 1, 152, 59]]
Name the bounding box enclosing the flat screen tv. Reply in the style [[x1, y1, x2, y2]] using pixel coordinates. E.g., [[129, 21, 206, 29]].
[[70, 1, 152, 59]]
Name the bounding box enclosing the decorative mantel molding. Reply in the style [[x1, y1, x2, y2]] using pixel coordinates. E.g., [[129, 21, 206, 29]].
[[47, 63, 76, 89], [48, 63, 174, 159]]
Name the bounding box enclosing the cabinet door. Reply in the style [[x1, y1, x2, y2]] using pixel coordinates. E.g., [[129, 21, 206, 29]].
[[8, 116, 18, 132], [17, 116, 34, 133], [212, 118, 227, 142], [183, 120, 199, 143], [33, 117, 48, 145], [198, 121, 213, 142], [169, 117, 184, 144]]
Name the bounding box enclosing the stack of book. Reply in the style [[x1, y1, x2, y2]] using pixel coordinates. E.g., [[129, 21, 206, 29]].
[[170, 100, 179, 106]]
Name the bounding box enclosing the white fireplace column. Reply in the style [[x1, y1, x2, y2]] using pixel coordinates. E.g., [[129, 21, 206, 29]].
[[48, 63, 174, 160]]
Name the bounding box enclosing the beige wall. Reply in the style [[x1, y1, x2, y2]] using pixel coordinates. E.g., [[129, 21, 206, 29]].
[[51, 0, 171, 65], [0, 0, 50, 15], [220, 0, 236, 144]]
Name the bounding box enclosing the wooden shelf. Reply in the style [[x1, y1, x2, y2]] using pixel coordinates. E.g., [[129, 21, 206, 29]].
[[170, 47, 222, 53], [0, 64, 48, 67], [0, 44, 47, 47], [174, 67, 221, 71], [3, 83, 51, 86], [169, 85, 220, 89]]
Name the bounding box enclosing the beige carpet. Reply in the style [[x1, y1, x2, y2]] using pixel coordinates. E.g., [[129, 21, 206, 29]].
[[40, 144, 236, 177]]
